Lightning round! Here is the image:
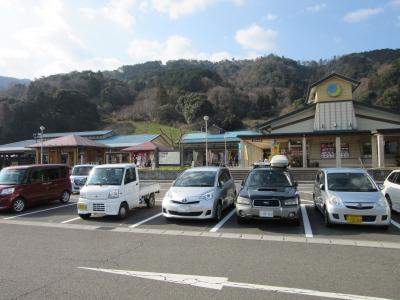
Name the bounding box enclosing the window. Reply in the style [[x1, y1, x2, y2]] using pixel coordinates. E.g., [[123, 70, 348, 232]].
[[124, 168, 136, 184], [47, 168, 60, 180], [218, 170, 230, 186], [130, 168, 136, 182], [394, 173, 400, 185], [30, 168, 46, 183], [362, 142, 372, 158], [387, 172, 398, 183], [385, 141, 398, 155]]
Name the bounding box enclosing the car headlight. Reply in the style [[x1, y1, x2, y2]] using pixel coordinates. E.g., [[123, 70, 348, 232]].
[[200, 191, 214, 201], [0, 187, 15, 196], [108, 189, 120, 199], [376, 197, 388, 208], [237, 196, 251, 205], [163, 190, 173, 202], [283, 198, 298, 206], [328, 195, 342, 206]]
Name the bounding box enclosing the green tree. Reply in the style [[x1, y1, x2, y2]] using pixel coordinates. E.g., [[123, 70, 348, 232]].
[[176, 93, 214, 124]]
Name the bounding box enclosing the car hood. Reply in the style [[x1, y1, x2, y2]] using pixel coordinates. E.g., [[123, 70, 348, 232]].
[[0, 184, 13, 191], [328, 190, 381, 203], [167, 187, 215, 201], [241, 186, 297, 199], [82, 185, 120, 200]]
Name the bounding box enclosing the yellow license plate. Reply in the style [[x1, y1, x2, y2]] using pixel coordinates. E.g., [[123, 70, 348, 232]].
[[77, 203, 87, 210], [346, 215, 362, 223]]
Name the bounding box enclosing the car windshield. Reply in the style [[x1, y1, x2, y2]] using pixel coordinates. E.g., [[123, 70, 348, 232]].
[[327, 173, 377, 192], [174, 171, 216, 187], [86, 168, 124, 186], [246, 170, 293, 187], [0, 169, 27, 185], [72, 166, 93, 176]]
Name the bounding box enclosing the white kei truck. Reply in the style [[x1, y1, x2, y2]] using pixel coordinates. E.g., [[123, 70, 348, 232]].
[[77, 164, 160, 219]]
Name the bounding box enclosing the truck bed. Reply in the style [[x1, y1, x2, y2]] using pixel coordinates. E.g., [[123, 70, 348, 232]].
[[139, 182, 160, 197]]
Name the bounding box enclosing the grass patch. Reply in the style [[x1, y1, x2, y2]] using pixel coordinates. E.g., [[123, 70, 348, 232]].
[[134, 121, 190, 144]]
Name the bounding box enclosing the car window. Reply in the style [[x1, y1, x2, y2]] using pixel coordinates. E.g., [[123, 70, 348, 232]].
[[327, 173, 377, 192], [395, 173, 400, 185], [72, 166, 93, 176], [218, 170, 229, 186], [86, 168, 124, 186], [387, 172, 397, 183], [30, 168, 47, 183], [0, 168, 28, 185], [174, 171, 216, 187], [246, 170, 293, 187], [47, 168, 60, 180]]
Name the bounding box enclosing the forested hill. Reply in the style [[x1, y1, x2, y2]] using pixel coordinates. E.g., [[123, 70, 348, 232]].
[[0, 76, 30, 91], [0, 48, 399, 144]]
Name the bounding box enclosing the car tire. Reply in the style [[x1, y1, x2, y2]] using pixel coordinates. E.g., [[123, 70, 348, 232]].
[[12, 197, 25, 213], [324, 207, 332, 227], [236, 215, 248, 224], [146, 193, 155, 208], [385, 195, 393, 211], [60, 190, 71, 203], [117, 202, 129, 220], [79, 213, 91, 219], [214, 202, 222, 222]]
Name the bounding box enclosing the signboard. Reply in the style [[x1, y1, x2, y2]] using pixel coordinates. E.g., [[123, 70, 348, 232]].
[[320, 143, 350, 159], [159, 152, 180, 165]]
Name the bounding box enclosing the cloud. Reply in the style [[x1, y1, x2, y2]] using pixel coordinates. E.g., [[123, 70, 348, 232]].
[[150, 0, 242, 19], [343, 8, 383, 23], [266, 13, 277, 21], [306, 3, 326, 12], [235, 24, 277, 52], [389, 0, 400, 7], [126, 35, 232, 62], [80, 0, 136, 30]]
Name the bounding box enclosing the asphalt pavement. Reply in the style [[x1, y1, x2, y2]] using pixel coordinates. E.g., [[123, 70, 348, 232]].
[[0, 182, 399, 299]]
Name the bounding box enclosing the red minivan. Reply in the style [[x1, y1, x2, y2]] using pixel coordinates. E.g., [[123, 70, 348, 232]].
[[0, 164, 71, 213]]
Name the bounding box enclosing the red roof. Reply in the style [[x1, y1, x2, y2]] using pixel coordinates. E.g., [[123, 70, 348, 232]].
[[122, 141, 173, 152], [29, 135, 107, 148]]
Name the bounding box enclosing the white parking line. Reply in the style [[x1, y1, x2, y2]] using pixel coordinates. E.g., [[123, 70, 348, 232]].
[[3, 203, 76, 220], [209, 209, 235, 233], [300, 204, 313, 238], [61, 217, 81, 224], [390, 219, 400, 229], [129, 213, 162, 228]]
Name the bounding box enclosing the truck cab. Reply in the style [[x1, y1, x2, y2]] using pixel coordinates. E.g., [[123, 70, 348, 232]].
[[77, 164, 160, 219]]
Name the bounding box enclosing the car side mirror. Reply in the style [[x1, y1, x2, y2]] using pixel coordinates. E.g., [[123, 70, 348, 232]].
[[319, 183, 325, 190]]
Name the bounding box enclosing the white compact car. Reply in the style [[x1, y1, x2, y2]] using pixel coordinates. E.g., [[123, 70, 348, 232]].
[[381, 169, 400, 213]]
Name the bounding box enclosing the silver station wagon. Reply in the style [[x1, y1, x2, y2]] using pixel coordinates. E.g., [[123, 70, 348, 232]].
[[162, 167, 236, 221], [313, 168, 391, 229]]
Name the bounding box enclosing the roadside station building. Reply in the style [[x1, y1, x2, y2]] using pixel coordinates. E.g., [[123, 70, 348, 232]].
[[240, 73, 400, 168]]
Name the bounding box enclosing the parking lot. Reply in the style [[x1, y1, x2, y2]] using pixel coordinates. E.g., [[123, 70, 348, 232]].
[[1, 182, 399, 247]]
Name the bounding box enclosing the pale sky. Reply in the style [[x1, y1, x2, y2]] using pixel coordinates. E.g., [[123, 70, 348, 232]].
[[0, 0, 399, 79]]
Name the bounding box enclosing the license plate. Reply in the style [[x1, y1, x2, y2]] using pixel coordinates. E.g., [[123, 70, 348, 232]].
[[259, 210, 273, 218], [77, 203, 87, 210], [178, 205, 190, 212], [346, 215, 362, 223]]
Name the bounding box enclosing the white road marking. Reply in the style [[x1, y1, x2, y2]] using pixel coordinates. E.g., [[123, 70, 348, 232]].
[[128, 213, 162, 228], [3, 203, 76, 220], [1, 218, 400, 250], [300, 204, 313, 238], [61, 217, 81, 224], [79, 267, 391, 300], [209, 209, 235, 233], [390, 219, 400, 230]]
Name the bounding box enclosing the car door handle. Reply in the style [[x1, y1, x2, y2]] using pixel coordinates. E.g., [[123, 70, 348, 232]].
[[42, 182, 52, 185]]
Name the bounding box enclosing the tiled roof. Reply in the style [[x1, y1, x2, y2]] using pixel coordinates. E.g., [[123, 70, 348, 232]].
[[181, 130, 262, 144], [29, 135, 107, 148], [98, 134, 159, 148]]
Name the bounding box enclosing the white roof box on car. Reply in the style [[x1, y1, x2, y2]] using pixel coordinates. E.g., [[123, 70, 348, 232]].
[[270, 155, 289, 168]]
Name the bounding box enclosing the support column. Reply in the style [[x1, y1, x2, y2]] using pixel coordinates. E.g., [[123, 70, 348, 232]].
[[371, 135, 378, 168], [302, 135, 307, 168], [335, 136, 341, 168], [377, 134, 385, 168]]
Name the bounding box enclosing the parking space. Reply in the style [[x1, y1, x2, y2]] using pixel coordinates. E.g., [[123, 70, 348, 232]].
[[1, 182, 400, 246]]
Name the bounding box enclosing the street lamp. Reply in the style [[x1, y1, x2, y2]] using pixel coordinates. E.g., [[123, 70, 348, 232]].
[[40, 126, 45, 164], [203, 116, 209, 166]]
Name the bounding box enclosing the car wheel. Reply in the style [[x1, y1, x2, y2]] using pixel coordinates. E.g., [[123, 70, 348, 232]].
[[291, 218, 300, 226], [117, 203, 129, 220], [214, 202, 222, 222], [12, 198, 25, 213], [323, 207, 332, 227], [385, 195, 393, 211], [146, 193, 155, 208], [60, 191, 71, 203], [236, 215, 248, 224], [79, 213, 91, 219]]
